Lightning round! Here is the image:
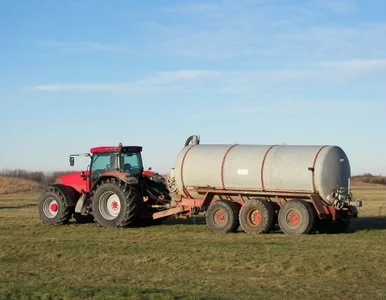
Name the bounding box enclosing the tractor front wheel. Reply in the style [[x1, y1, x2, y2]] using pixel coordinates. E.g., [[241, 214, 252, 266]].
[[38, 187, 73, 225], [91, 179, 139, 228]]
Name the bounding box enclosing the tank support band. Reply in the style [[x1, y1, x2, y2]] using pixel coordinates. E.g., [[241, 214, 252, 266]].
[[260, 145, 277, 191], [221, 144, 239, 189], [311, 145, 328, 193], [180, 145, 197, 199]]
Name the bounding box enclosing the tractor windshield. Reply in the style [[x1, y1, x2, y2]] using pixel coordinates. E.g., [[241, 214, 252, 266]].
[[121, 152, 143, 175], [90, 151, 143, 176]]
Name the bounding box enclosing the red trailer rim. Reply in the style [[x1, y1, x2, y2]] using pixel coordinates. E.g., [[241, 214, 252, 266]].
[[286, 209, 301, 228], [250, 210, 262, 224], [213, 209, 227, 225]]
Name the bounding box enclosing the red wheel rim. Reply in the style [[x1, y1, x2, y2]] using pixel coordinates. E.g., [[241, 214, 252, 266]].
[[250, 209, 262, 225], [43, 197, 59, 218], [286, 209, 301, 228], [50, 203, 58, 212], [213, 209, 227, 225]]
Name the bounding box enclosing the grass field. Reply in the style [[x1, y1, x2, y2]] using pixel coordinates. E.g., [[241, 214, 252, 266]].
[[1, 185, 386, 300]]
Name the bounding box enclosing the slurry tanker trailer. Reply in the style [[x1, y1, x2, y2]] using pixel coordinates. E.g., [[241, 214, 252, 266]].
[[38, 135, 362, 235]]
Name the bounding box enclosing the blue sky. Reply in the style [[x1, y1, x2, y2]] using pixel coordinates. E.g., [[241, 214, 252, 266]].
[[0, 0, 385, 175]]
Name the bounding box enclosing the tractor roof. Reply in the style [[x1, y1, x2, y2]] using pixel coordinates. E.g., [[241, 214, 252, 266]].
[[90, 145, 142, 154]]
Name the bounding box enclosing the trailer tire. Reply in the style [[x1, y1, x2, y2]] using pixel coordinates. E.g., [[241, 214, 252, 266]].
[[91, 179, 139, 228], [38, 187, 73, 225], [278, 200, 315, 235], [239, 199, 275, 234], [206, 200, 240, 233], [303, 201, 318, 233]]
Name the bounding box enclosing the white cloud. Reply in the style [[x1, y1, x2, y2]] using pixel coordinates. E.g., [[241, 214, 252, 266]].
[[190, 98, 386, 121], [33, 70, 221, 92], [316, 59, 386, 70], [308, 59, 386, 79], [32, 58, 386, 93], [163, 2, 221, 14], [34, 84, 136, 92], [136, 70, 221, 84], [281, 23, 386, 60], [155, 1, 386, 62], [41, 41, 127, 53], [312, 0, 357, 14]]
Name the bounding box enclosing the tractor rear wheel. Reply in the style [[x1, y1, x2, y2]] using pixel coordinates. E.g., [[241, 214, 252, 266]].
[[239, 199, 275, 234], [205, 200, 240, 233], [38, 187, 73, 225], [91, 179, 139, 228], [278, 200, 315, 235]]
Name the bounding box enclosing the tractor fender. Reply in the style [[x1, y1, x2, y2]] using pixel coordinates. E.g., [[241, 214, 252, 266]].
[[46, 184, 81, 207], [90, 175, 139, 192]]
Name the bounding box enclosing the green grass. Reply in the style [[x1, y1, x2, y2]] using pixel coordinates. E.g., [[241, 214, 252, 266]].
[[0, 186, 385, 300]]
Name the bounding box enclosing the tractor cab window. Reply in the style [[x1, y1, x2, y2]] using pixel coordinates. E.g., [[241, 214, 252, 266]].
[[91, 153, 118, 173], [122, 152, 142, 175]]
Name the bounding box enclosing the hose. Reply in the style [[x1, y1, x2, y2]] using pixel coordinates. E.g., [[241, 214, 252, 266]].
[[166, 135, 200, 195], [184, 135, 200, 146], [167, 174, 178, 194]]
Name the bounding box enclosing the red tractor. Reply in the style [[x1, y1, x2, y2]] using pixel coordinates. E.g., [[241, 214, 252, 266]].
[[38, 143, 170, 227]]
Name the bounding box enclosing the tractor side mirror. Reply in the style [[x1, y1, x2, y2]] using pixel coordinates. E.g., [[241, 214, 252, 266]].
[[69, 156, 74, 167]]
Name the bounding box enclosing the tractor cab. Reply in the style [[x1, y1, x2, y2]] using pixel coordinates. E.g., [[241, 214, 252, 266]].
[[68, 144, 144, 192], [71, 144, 143, 172], [89, 145, 142, 175]]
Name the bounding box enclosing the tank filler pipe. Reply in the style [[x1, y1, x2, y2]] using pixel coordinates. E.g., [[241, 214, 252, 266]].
[[184, 135, 200, 146]]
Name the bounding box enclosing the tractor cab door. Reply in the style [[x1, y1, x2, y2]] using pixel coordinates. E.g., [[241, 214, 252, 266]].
[[89, 152, 119, 189]]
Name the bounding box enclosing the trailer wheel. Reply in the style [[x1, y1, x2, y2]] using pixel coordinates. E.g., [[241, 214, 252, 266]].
[[38, 187, 73, 225], [239, 199, 275, 234], [303, 201, 318, 233], [91, 179, 139, 228], [206, 200, 240, 233], [278, 200, 315, 235]]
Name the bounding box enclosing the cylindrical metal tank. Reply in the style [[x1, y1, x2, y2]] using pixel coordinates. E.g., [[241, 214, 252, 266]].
[[171, 143, 351, 202]]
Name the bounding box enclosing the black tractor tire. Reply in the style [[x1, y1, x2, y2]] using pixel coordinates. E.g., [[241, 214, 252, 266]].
[[73, 212, 94, 224], [317, 218, 351, 234], [205, 200, 240, 233], [278, 200, 316, 235], [239, 199, 275, 234], [91, 179, 139, 228], [38, 187, 73, 225]]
